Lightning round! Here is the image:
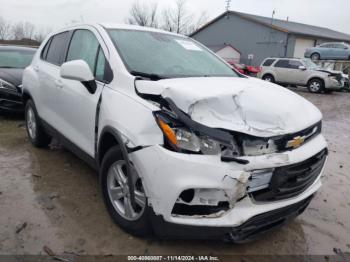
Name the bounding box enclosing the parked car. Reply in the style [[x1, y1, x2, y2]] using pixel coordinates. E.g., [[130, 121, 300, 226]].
[[258, 57, 344, 93], [228, 61, 261, 77], [22, 24, 328, 242], [0, 46, 36, 113], [305, 42, 350, 61]]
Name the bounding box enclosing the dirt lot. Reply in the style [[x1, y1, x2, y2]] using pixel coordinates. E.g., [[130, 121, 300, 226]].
[[0, 88, 349, 256]]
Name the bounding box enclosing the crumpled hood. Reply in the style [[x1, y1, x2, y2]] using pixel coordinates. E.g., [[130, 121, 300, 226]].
[[136, 77, 322, 137]]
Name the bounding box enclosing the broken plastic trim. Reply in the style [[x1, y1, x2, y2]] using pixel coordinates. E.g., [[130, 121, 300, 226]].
[[163, 97, 233, 145]]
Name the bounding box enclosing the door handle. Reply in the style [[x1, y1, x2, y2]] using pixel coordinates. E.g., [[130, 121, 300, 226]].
[[55, 79, 63, 88]]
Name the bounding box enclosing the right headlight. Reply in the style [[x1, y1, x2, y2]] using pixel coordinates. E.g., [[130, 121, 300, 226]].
[[155, 113, 239, 156]]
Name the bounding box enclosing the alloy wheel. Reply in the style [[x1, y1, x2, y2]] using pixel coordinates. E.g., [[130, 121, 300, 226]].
[[26, 107, 37, 140], [107, 160, 146, 221]]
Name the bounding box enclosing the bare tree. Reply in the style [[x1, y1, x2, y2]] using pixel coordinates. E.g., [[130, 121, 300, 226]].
[[0, 16, 11, 40], [126, 0, 208, 35], [12, 21, 36, 40], [33, 27, 52, 43], [127, 1, 158, 28]]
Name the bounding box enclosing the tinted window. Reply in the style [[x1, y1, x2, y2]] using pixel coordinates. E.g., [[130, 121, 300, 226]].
[[321, 43, 332, 48], [262, 59, 275, 67], [289, 60, 303, 69], [274, 60, 290, 68], [46, 32, 70, 65], [66, 30, 99, 72], [0, 49, 35, 68]]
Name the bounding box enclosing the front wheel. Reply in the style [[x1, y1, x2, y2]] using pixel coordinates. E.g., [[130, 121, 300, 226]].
[[100, 146, 151, 236], [25, 100, 51, 147], [308, 79, 324, 93], [311, 53, 320, 61], [262, 74, 275, 83]]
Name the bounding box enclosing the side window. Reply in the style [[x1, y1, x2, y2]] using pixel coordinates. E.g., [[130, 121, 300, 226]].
[[41, 38, 51, 60], [262, 59, 275, 67], [66, 30, 99, 72], [45, 32, 70, 65], [95, 47, 106, 82], [320, 44, 331, 48], [289, 60, 302, 69], [274, 60, 290, 68], [66, 29, 112, 83]]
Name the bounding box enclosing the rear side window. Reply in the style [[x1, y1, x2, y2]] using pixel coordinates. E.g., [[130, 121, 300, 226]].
[[274, 59, 290, 68], [66, 29, 111, 83], [45, 32, 70, 65], [262, 59, 275, 67]]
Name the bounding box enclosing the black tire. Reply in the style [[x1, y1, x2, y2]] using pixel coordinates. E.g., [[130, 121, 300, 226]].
[[100, 146, 152, 236], [307, 78, 324, 93], [25, 100, 51, 147], [262, 74, 275, 83], [311, 53, 320, 61]]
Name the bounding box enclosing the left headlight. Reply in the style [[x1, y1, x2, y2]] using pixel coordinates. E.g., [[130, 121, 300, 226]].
[[155, 113, 224, 155], [0, 79, 16, 91]]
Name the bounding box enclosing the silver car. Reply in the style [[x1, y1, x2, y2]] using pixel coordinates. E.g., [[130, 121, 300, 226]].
[[258, 58, 344, 93], [304, 42, 350, 61]]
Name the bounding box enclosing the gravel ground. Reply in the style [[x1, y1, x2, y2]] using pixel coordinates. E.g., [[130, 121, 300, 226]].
[[0, 88, 349, 256]]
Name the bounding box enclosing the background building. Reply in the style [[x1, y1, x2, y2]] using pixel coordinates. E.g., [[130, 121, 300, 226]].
[[191, 11, 350, 66]]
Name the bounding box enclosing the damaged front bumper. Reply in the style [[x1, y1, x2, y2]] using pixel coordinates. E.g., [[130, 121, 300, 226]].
[[129, 133, 327, 234]]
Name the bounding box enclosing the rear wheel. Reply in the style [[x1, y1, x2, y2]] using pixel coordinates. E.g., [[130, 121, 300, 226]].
[[100, 146, 151, 236], [311, 53, 320, 61], [25, 100, 51, 147], [308, 79, 324, 93], [262, 74, 275, 83]]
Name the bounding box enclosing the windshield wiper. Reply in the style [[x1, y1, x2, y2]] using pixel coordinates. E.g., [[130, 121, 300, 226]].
[[0, 66, 18, 69], [130, 70, 166, 81]]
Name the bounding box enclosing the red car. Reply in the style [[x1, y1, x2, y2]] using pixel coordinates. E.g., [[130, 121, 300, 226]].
[[229, 62, 261, 77]]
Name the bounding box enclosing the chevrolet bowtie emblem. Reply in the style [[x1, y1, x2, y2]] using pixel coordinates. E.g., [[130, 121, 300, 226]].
[[286, 136, 305, 149]]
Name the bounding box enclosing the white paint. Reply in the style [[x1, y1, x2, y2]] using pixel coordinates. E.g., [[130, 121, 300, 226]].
[[60, 60, 94, 82], [23, 23, 328, 231], [175, 39, 203, 51], [215, 45, 241, 63], [294, 38, 315, 58]]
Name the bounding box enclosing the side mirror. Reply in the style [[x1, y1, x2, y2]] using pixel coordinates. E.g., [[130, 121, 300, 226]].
[[298, 65, 307, 71], [60, 60, 97, 93]]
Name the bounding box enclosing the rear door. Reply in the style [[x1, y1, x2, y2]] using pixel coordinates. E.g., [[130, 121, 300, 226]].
[[35, 31, 71, 126], [56, 28, 111, 157]]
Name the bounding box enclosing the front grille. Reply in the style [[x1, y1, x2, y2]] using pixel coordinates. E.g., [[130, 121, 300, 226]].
[[273, 121, 322, 152], [251, 149, 327, 202], [237, 121, 322, 156]]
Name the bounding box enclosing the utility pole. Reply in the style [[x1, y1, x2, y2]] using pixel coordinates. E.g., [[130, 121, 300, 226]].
[[225, 0, 231, 12]]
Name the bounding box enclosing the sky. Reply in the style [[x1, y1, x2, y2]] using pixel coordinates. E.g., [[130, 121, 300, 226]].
[[0, 0, 349, 35]]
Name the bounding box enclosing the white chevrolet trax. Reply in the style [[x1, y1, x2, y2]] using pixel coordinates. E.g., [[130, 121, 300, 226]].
[[22, 24, 328, 242]]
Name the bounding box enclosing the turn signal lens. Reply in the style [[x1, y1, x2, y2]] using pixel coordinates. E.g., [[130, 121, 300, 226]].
[[158, 119, 177, 145]]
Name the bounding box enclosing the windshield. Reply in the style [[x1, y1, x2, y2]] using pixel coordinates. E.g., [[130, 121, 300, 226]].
[[108, 29, 238, 79], [302, 59, 319, 70], [0, 49, 35, 69]]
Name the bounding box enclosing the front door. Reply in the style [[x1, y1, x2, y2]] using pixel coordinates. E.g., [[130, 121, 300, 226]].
[[56, 28, 110, 157]]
